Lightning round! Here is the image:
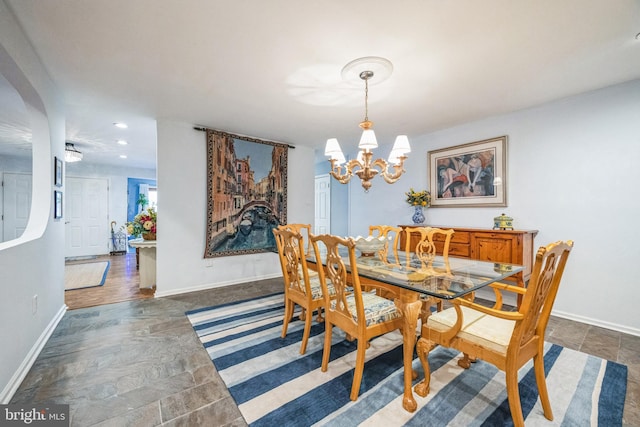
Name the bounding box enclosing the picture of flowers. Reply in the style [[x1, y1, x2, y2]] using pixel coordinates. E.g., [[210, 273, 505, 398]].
[[428, 136, 507, 207], [204, 128, 288, 258]]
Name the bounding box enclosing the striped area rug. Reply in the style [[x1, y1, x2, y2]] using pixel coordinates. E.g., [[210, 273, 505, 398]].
[[186, 293, 627, 426]]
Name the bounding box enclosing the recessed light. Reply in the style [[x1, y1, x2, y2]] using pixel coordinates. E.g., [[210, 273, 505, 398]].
[[113, 122, 128, 129], [117, 140, 128, 145], [119, 155, 127, 159]]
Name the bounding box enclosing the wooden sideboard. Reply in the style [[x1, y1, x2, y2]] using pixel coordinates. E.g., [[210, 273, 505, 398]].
[[399, 225, 538, 288]]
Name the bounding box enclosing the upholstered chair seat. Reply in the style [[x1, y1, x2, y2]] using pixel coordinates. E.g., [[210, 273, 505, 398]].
[[426, 306, 516, 355], [337, 292, 402, 326], [309, 276, 335, 300]]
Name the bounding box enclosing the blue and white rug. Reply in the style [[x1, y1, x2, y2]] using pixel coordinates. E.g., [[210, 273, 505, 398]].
[[186, 293, 627, 426]]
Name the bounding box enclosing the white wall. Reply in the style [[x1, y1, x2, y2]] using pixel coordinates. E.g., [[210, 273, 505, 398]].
[[155, 120, 314, 297], [344, 79, 640, 335], [0, 0, 66, 402]]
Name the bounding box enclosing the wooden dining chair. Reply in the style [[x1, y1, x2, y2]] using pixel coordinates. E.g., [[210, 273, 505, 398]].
[[402, 226, 455, 321], [276, 223, 318, 278], [414, 240, 574, 427], [368, 225, 402, 264], [402, 226, 454, 268], [309, 233, 404, 401], [273, 227, 335, 354], [276, 223, 313, 256]]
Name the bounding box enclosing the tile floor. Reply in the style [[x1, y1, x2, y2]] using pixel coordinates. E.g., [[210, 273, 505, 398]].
[[11, 279, 640, 426]]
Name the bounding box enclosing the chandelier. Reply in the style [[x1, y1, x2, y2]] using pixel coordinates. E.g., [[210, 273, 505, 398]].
[[324, 57, 410, 192], [64, 142, 83, 162]]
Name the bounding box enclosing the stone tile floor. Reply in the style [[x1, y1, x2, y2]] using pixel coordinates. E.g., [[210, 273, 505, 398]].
[[11, 279, 640, 426]]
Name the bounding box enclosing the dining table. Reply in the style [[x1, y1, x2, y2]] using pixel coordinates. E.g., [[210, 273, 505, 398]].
[[307, 244, 525, 412]]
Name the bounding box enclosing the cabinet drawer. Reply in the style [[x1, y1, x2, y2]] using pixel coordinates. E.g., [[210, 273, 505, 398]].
[[433, 230, 470, 244], [434, 242, 470, 257]]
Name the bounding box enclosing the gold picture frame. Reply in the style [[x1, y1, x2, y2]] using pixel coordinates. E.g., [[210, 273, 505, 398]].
[[428, 136, 507, 207]]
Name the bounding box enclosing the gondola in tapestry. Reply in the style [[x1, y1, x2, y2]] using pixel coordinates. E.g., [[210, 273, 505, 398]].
[[204, 128, 288, 258]]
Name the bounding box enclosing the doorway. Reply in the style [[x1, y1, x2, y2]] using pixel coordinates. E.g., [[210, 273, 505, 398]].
[[65, 177, 109, 258], [1, 172, 32, 242], [314, 174, 330, 234]]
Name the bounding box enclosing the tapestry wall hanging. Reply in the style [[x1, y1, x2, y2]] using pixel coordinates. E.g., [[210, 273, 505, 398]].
[[204, 128, 288, 258]]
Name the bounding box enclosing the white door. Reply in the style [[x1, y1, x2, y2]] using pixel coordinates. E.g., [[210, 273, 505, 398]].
[[65, 177, 109, 257], [314, 174, 331, 234], [2, 172, 32, 242]]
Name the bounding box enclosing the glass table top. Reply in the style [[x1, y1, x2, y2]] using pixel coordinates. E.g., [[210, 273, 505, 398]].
[[307, 249, 524, 300]]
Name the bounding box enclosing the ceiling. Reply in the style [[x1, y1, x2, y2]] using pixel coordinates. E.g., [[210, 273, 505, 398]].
[[4, 0, 640, 170]]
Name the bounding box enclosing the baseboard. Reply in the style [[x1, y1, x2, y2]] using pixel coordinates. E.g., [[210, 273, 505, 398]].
[[154, 273, 283, 298], [551, 309, 640, 337], [0, 304, 67, 404]]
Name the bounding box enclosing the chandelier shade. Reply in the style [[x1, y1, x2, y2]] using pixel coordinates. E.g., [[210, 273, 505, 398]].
[[392, 135, 411, 153], [324, 57, 410, 191], [64, 142, 83, 162], [324, 138, 342, 156], [358, 129, 378, 150]]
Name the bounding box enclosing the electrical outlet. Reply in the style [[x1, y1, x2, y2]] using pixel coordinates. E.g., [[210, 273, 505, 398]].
[[32, 294, 38, 315]]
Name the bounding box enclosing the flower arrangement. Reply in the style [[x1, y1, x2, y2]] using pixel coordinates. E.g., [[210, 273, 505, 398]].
[[405, 188, 431, 207], [126, 207, 157, 238]]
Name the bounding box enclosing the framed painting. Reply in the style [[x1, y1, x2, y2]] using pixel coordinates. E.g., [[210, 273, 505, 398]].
[[428, 136, 507, 207], [203, 128, 289, 258], [54, 191, 63, 218], [54, 156, 63, 187]]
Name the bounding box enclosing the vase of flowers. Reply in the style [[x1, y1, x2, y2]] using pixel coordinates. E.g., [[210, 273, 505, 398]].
[[405, 188, 431, 224], [126, 207, 157, 240]]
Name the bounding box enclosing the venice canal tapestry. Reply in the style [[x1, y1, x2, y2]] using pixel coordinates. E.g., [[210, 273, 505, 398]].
[[204, 128, 288, 258]]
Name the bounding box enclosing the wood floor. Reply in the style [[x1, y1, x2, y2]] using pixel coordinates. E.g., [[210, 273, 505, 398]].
[[64, 252, 155, 310]]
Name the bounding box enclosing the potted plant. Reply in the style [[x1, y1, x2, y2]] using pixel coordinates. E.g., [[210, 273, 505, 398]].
[[405, 188, 431, 224], [126, 207, 157, 240]]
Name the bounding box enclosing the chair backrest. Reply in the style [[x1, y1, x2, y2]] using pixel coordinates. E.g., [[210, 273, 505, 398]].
[[402, 226, 455, 268], [511, 240, 574, 349], [368, 225, 402, 263], [310, 233, 364, 328], [273, 227, 313, 298], [276, 223, 312, 256]]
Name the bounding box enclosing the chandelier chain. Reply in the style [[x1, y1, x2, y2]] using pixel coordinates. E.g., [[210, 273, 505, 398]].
[[364, 75, 369, 122]]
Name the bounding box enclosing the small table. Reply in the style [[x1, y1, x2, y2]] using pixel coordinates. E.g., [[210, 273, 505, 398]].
[[129, 238, 156, 289], [308, 248, 524, 412]]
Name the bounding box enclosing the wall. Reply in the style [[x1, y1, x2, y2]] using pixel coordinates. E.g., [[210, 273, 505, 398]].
[[341, 79, 640, 335], [127, 177, 157, 219], [0, 154, 32, 173], [155, 120, 314, 297], [0, 0, 66, 402]]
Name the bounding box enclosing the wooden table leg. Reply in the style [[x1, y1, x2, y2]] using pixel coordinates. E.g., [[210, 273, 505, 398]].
[[396, 297, 422, 412]]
